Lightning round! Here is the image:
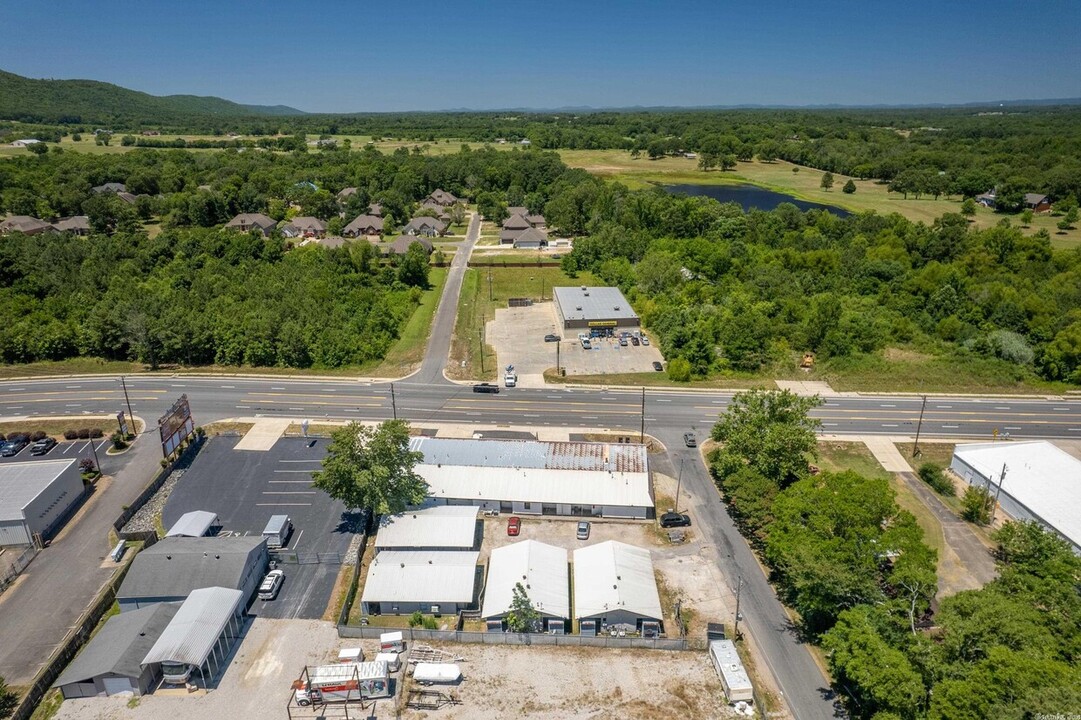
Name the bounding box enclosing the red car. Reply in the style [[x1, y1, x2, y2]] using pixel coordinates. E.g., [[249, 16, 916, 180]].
[[507, 516, 521, 536]]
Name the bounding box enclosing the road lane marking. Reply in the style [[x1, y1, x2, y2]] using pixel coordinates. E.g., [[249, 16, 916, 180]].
[[943, 425, 959, 429], [882, 423, 898, 427], [256, 503, 311, 507], [1054, 407, 1069, 411], [236, 405, 250, 409], [221, 385, 235, 389], [524, 414, 540, 417], [936, 405, 952, 409], [823, 422, 838, 426], [657, 399, 671, 403], [7, 388, 24, 391], [171, 384, 186, 387], [6, 406, 22, 410], [65, 404, 82, 407], [271, 387, 286, 390], [880, 404, 896, 408], [1004, 426, 1021, 430], [65, 385, 81, 389], [289, 407, 305, 411], [995, 406, 1011, 410]]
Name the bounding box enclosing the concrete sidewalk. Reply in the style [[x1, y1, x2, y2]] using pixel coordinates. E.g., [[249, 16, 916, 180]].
[[234, 418, 293, 451], [862, 435, 915, 472]]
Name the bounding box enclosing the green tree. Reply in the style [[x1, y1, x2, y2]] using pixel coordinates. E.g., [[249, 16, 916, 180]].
[[447, 203, 467, 228], [27, 141, 48, 156], [960, 485, 993, 525], [1020, 208, 1034, 227], [0, 675, 15, 720], [720, 154, 737, 171], [842, 179, 856, 194], [397, 241, 431, 288], [312, 420, 427, 515], [506, 582, 540, 632], [666, 357, 691, 382], [710, 389, 822, 488], [960, 197, 977, 216], [820, 172, 835, 191]]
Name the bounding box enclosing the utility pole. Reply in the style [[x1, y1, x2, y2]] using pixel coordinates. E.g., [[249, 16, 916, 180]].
[[390, 383, 397, 421], [639, 387, 646, 443], [674, 458, 684, 510], [479, 313, 486, 374], [733, 576, 744, 640], [990, 463, 1007, 524], [911, 395, 927, 458], [120, 377, 136, 434], [556, 341, 561, 375]]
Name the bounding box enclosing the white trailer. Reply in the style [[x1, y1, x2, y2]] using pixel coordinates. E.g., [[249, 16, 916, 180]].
[[292, 661, 390, 705], [379, 631, 404, 652], [412, 663, 461, 685], [709, 639, 754, 703]]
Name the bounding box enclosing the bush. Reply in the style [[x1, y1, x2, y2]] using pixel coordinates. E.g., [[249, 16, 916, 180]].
[[407, 611, 425, 628], [77, 428, 91, 439], [30, 430, 47, 441], [422, 616, 438, 630], [64, 429, 78, 440], [961, 486, 993, 524], [917, 463, 955, 496], [111, 432, 128, 450], [667, 357, 692, 382], [79, 458, 97, 474], [90, 428, 104, 438]]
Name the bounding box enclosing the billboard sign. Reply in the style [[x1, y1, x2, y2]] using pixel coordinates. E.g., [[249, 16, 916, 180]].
[[158, 394, 195, 458], [117, 411, 129, 436]]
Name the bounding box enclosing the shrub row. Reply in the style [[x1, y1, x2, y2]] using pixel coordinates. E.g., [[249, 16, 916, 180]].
[[917, 462, 956, 496]]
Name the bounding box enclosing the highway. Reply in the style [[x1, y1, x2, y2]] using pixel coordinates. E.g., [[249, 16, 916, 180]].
[[2, 373, 1078, 719]]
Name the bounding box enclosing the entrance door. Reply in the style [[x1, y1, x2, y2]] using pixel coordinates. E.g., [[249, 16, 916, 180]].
[[103, 677, 134, 696]]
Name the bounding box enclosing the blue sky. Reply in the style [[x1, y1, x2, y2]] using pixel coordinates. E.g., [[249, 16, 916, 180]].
[[2, 0, 1079, 112]]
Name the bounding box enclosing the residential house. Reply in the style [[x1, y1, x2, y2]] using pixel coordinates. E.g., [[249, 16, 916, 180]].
[[52, 216, 91, 235], [224, 213, 277, 236], [369, 202, 383, 217], [424, 189, 461, 207], [280, 216, 327, 239], [343, 214, 384, 237], [92, 182, 128, 194], [386, 235, 434, 256], [0, 215, 56, 236], [402, 217, 447, 237], [975, 190, 997, 208], [512, 226, 548, 249], [336, 187, 358, 202], [419, 202, 452, 221], [1024, 193, 1051, 212], [116, 192, 137, 205], [500, 211, 548, 245], [11, 139, 41, 148]]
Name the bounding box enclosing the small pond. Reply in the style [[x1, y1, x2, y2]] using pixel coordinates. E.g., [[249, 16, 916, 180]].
[[664, 183, 851, 216]]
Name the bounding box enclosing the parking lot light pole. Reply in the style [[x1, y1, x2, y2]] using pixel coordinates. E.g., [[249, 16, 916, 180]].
[[675, 458, 684, 510], [88, 435, 101, 472], [556, 341, 560, 374]]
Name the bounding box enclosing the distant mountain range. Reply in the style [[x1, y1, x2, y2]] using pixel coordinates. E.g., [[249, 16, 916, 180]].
[[0, 70, 306, 123]]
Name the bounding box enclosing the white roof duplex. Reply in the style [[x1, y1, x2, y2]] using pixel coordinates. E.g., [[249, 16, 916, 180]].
[[375, 506, 479, 550], [361, 551, 479, 605], [572, 541, 662, 621], [481, 540, 569, 620]]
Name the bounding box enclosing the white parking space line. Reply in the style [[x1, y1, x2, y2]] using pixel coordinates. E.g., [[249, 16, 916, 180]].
[[290, 530, 304, 552], [936, 405, 952, 409], [943, 425, 959, 429], [95, 439, 109, 451], [62, 442, 77, 454]]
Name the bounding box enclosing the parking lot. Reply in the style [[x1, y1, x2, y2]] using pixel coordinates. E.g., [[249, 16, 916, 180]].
[[488, 303, 665, 383], [0, 436, 111, 467], [162, 436, 356, 620]]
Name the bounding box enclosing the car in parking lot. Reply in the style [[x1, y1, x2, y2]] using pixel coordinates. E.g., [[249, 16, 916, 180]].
[[652, 361, 664, 371], [659, 512, 691, 528], [641, 336, 650, 346], [507, 516, 521, 536], [544, 334, 561, 342], [576, 521, 591, 540], [30, 437, 57, 456], [0, 438, 29, 456], [684, 432, 697, 447], [473, 383, 500, 394], [630, 335, 640, 346], [619, 336, 628, 346], [258, 569, 285, 600]]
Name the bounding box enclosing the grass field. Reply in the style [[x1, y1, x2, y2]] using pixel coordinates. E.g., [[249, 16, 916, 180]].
[[365, 266, 447, 376], [448, 266, 597, 381]]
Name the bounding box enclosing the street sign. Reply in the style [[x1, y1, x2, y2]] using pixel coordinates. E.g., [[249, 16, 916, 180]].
[[117, 411, 129, 436]]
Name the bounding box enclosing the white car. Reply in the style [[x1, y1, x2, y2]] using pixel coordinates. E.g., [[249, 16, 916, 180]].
[[258, 569, 284, 600]]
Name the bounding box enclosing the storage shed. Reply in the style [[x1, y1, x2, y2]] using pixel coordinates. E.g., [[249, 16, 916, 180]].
[[409, 437, 654, 519], [360, 551, 479, 616], [117, 536, 267, 611], [553, 286, 640, 330], [54, 604, 179, 699], [375, 506, 479, 551], [0, 459, 84, 546], [481, 540, 569, 632], [572, 541, 662, 634], [164, 510, 219, 538], [951, 441, 1081, 552]]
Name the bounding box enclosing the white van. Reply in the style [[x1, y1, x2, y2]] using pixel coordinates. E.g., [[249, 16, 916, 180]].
[[262, 515, 292, 549]]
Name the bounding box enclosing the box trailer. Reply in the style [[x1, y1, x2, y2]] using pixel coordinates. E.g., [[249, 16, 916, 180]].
[[379, 631, 404, 652], [292, 662, 389, 705], [262, 515, 292, 549], [412, 663, 461, 685], [709, 639, 754, 703]]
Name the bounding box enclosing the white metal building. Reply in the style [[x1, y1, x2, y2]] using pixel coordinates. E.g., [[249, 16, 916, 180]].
[[951, 441, 1081, 552], [165, 511, 219, 538], [481, 540, 569, 631], [375, 506, 479, 551], [552, 286, 640, 330], [709, 639, 754, 703], [410, 438, 654, 519], [141, 586, 245, 688], [0, 459, 83, 546], [360, 551, 479, 616], [572, 541, 662, 634]]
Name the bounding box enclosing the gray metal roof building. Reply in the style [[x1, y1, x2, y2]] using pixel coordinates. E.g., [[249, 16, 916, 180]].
[[165, 510, 220, 538], [409, 437, 647, 473], [0, 459, 84, 546], [117, 536, 267, 611], [141, 587, 245, 688], [552, 286, 640, 330], [54, 604, 179, 698]]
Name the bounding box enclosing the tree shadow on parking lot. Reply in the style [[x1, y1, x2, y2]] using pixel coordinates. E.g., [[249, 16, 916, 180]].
[[334, 510, 367, 535]]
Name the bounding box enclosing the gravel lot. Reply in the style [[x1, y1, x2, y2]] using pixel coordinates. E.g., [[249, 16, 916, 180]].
[[53, 618, 739, 720]]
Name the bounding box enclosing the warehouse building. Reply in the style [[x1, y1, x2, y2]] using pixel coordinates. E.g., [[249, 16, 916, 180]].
[[951, 441, 1081, 552], [409, 437, 654, 519], [54, 604, 179, 699], [141, 586, 246, 689], [482, 540, 569, 632], [0, 459, 84, 547], [360, 551, 480, 616], [375, 506, 480, 551], [553, 286, 640, 331], [117, 536, 268, 611], [573, 541, 663, 635]]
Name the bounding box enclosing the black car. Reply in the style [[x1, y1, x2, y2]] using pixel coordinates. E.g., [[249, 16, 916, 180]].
[[683, 432, 697, 447], [30, 437, 58, 456], [472, 383, 500, 394], [630, 336, 640, 346], [544, 334, 561, 342], [0, 438, 28, 457], [652, 361, 663, 371], [660, 512, 691, 528]]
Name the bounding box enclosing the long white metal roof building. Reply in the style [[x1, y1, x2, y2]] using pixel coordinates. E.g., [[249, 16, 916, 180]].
[[481, 540, 569, 620], [572, 541, 662, 621], [375, 506, 478, 551], [0, 459, 83, 545], [951, 441, 1081, 551], [361, 551, 479, 607]]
